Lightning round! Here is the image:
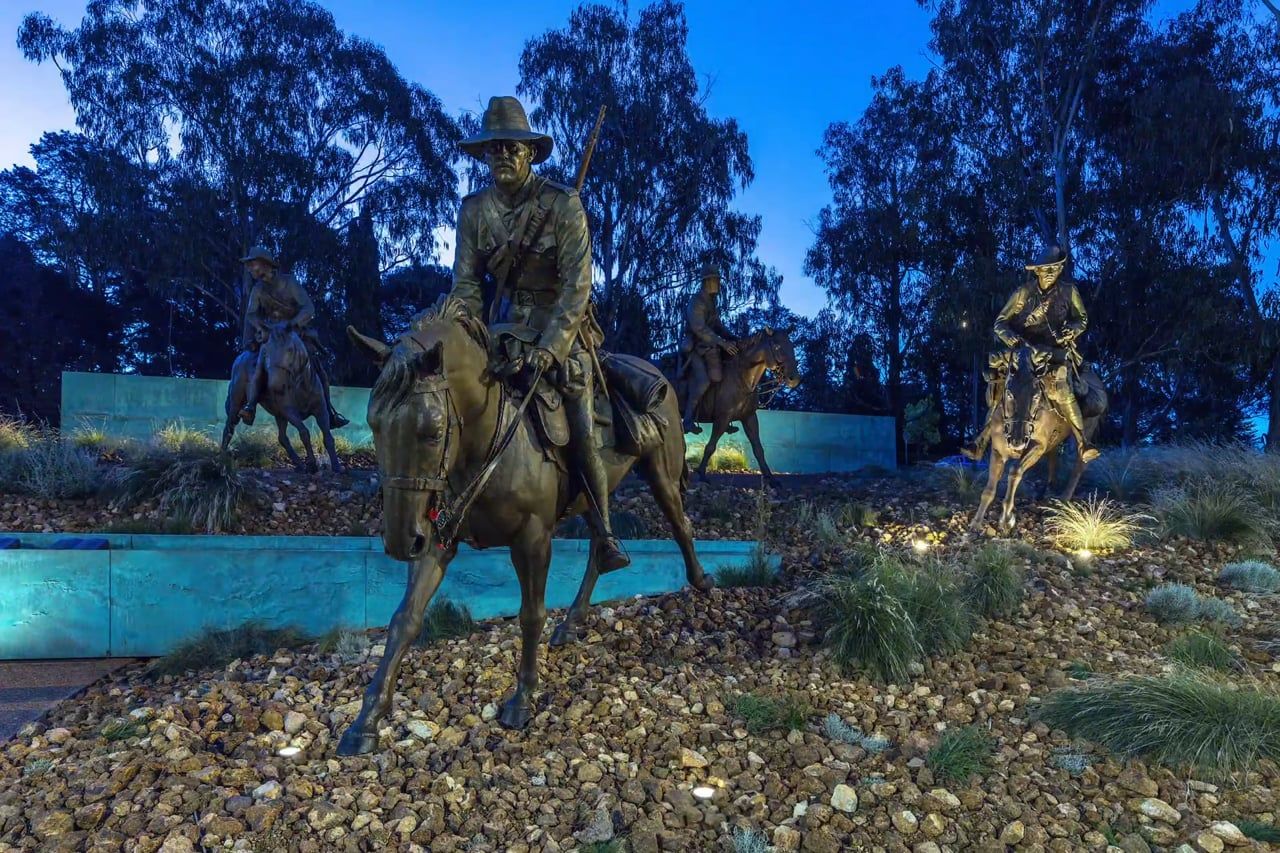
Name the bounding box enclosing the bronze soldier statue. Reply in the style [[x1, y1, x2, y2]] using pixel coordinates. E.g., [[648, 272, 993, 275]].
[[680, 263, 740, 434], [963, 245, 1099, 464], [238, 247, 348, 429], [451, 96, 629, 572]]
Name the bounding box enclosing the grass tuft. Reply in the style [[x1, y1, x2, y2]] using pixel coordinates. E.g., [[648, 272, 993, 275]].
[[687, 440, 752, 473], [109, 450, 259, 533], [885, 558, 974, 655], [418, 598, 476, 645], [151, 622, 310, 677], [817, 571, 922, 683], [1219, 560, 1280, 593], [230, 430, 281, 467], [1044, 495, 1151, 552], [1144, 583, 1204, 625], [316, 627, 371, 662], [0, 415, 35, 451], [716, 546, 779, 588], [1154, 481, 1270, 545], [926, 725, 993, 783], [963, 543, 1025, 619], [1038, 672, 1280, 774], [732, 693, 811, 735], [100, 718, 146, 742], [731, 827, 770, 853], [0, 429, 103, 499], [154, 422, 218, 455], [1235, 820, 1280, 843], [822, 713, 890, 753], [1167, 631, 1239, 672]]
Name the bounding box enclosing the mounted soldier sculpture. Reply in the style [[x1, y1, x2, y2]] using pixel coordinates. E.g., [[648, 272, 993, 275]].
[[967, 245, 1108, 532], [337, 97, 712, 753]]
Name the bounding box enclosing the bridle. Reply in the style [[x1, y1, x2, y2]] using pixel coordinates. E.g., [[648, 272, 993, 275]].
[[379, 329, 541, 552], [1000, 348, 1044, 454], [751, 333, 795, 409]]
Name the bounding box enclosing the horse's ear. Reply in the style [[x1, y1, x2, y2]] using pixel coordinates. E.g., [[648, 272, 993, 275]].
[[764, 325, 774, 336], [347, 326, 391, 365], [412, 341, 443, 376]]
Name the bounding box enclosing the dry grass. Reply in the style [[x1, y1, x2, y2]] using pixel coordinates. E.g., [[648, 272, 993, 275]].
[[1043, 495, 1152, 552]]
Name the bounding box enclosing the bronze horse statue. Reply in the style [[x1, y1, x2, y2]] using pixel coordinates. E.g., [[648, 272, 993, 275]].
[[666, 328, 801, 482], [222, 320, 344, 473], [336, 298, 712, 755], [970, 345, 1107, 533]]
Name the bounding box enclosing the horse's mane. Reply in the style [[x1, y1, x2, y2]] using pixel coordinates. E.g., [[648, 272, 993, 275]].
[[371, 296, 489, 412]]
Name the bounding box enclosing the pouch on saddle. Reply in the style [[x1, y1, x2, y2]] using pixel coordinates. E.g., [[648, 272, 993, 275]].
[[491, 324, 571, 449]]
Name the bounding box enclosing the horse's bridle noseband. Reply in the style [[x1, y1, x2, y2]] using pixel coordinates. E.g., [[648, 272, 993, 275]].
[[382, 374, 458, 497]]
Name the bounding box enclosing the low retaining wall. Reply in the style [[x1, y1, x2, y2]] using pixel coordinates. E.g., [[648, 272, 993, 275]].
[[0, 534, 761, 660], [60, 371, 896, 473]]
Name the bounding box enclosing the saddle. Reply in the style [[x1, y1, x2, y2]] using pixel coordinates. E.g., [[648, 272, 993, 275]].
[[489, 325, 669, 463]]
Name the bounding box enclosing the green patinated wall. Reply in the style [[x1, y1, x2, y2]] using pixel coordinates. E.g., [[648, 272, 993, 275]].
[[0, 533, 763, 659], [61, 371, 896, 472]]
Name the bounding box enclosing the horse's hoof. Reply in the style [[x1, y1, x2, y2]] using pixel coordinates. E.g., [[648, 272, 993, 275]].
[[498, 698, 532, 730], [306, 462, 319, 474], [548, 621, 581, 648], [336, 725, 378, 756], [689, 572, 715, 593]]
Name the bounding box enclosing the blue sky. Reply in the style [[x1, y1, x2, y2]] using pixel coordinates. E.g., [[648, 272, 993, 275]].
[[0, 0, 943, 318]]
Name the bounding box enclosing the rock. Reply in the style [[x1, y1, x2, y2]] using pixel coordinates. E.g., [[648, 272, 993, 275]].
[[1000, 820, 1026, 844], [921, 813, 946, 838], [74, 803, 107, 830], [1118, 765, 1159, 797], [892, 810, 919, 836], [576, 762, 604, 783], [34, 811, 74, 839], [773, 825, 801, 852], [1208, 822, 1249, 846], [1118, 834, 1152, 853], [261, 709, 284, 731], [244, 805, 280, 833], [45, 727, 72, 744], [913, 844, 942, 853], [1196, 832, 1225, 853], [252, 780, 283, 801], [406, 720, 439, 741], [680, 747, 709, 768], [159, 836, 196, 853], [283, 710, 306, 734], [481, 703, 498, 721], [830, 784, 858, 813], [772, 631, 797, 648], [926, 788, 961, 812], [574, 808, 614, 844], [307, 801, 348, 830], [1135, 797, 1181, 825]]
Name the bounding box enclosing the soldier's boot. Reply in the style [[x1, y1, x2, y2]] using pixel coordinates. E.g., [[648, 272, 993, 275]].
[[569, 392, 629, 573], [313, 359, 350, 429], [683, 380, 709, 434], [961, 420, 991, 461], [239, 358, 264, 425], [1060, 387, 1099, 464]]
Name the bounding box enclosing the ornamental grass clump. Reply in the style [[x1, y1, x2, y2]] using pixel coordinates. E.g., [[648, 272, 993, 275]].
[[885, 558, 974, 655], [109, 450, 259, 533], [822, 713, 890, 753], [1167, 631, 1240, 672], [1145, 583, 1205, 625], [730, 828, 769, 853], [1153, 481, 1269, 545], [154, 422, 219, 455], [816, 571, 922, 683], [716, 546, 779, 588], [926, 725, 993, 783], [229, 430, 280, 468], [1044, 495, 1152, 552], [151, 621, 310, 677], [2, 429, 103, 499], [1037, 672, 1280, 775], [417, 598, 475, 645], [733, 693, 811, 734], [1219, 560, 1280, 593], [963, 543, 1025, 618]]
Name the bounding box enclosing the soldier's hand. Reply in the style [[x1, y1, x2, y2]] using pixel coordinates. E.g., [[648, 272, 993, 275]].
[[524, 347, 554, 378], [722, 341, 739, 356]]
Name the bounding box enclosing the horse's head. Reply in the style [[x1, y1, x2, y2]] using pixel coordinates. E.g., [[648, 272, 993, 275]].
[[262, 321, 308, 384], [348, 297, 489, 561], [760, 326, 802, 389], [1001, 345, 1043, 450]]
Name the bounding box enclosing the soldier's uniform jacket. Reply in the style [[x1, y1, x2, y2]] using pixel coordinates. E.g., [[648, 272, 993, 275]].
[[681, 290, 734, 354], [993, 278, 1087, 365], [242, 273, 318, 350], [451, 173, 592, 374]]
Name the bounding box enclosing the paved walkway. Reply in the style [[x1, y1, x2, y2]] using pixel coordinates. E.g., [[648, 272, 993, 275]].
[[0, 659, 136, 741]]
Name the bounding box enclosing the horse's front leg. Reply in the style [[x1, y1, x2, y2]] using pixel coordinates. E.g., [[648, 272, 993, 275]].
[[499, 523, 552, 730], [740, 411, 774, 484], [1000, 444, 1047, 533], [969, 452, 1007, 532], [1039, 448, 1058, 500], [550, 537, 598, 647], [275, 414, 303, 469], [285, 410, 319, 473], [337, 546, 455, 755], [696, 425, 726, 481], [314, 408, 344, 473]]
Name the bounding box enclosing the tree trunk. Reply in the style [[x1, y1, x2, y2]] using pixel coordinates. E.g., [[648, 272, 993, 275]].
[[1268, 350, 1280, 451]]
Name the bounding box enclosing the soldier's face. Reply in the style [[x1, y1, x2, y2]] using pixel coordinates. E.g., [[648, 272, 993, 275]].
[[1034, 263, 1064, 291], [704, 276, 721, 295], [485, 140, 533, 188], [246, 260, 274, 282]]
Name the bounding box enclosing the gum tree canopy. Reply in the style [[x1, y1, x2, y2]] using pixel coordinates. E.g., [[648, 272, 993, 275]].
[[10, 0, 460, 380]]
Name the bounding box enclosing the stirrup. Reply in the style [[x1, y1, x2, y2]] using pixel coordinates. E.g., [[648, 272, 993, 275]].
[[330, 411, 350, 429], [683, 418, 702, 435], [961, 444, 983, 461], [597, 536, 630, 574], [238, 406, 256, 426], [1080, 446, 1101, 464]]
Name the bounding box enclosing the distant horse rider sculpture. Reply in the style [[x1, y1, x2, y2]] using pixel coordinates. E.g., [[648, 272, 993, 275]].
[[967, 245, 1108, 532], [681, 263, 740, 434]]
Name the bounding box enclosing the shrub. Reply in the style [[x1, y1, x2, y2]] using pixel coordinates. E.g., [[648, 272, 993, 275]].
[[886, 559, 974, 655], [1167, 631, 1239, 672], [1144, 584, 1204, 625], [964, 543, 1025, 619], [418, 598, 475, 645], [732, 693, 811, 735], [2, 430, 104, 499], [0, 415, 36, 451], [109, 451, 259, 533], [1219, 560, 1280, 593], [154, 422, 219, 455], [1153, 481, 1269, 545], [230, 430, 280, 467], [822, 713, 890, 753], [813, 509, 846, 548], [716, 546, 779, 588], [1197, 596, 1243, 628], [707, 445, 750, 473], [151, 622, 310, 676], [1044, 496, 1151, 552], [927, 725, 993, 782], [817, 572, 922, 682], [1039, 672, 1280, 774]]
